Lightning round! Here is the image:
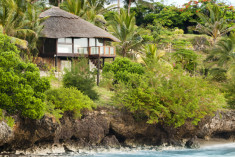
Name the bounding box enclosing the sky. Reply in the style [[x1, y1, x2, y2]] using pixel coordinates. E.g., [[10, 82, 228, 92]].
[[163, 0, 235, 6], [107, 0, 235, 8]]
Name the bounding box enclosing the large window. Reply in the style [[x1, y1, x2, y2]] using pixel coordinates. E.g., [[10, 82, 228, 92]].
[[89, 38, 96, 47], [57, 38, 72, 53], [89, 38, 97, 54], [56, 37, 109, 55], [74, 38, 88, 54], [97, 38, 104, 54]]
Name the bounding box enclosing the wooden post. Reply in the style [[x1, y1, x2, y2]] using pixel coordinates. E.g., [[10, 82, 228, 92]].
[[103, 58, 105, 67], [54, 54, 58, 72], [55, 38, 58, 72], [72, 37, 74, 54], [97, 57, 100, 86]]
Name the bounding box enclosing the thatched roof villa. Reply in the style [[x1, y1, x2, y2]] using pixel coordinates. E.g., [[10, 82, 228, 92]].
[[37, 7, 119, 73]]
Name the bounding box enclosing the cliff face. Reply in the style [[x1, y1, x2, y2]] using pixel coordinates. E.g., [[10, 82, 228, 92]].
[[197, 110, 235, 139], [0, 107, 235, 153]]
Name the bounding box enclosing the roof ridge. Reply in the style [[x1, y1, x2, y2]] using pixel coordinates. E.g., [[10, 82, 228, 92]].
[[40, 7, 79, 19]]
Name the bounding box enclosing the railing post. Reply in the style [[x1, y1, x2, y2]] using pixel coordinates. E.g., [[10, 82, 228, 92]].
[[98, 46, 100, 56], [89, 47, 91, 56], [109, 47, 111, 55]]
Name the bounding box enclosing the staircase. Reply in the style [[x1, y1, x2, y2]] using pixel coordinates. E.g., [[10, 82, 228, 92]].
[[89, 59, 103, 70]]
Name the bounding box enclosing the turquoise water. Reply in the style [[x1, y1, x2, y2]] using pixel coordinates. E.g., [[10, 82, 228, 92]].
[[75, 143, 235, 157]]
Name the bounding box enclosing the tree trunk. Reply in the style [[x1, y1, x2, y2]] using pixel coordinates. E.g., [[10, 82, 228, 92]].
[[128, 0, 131, 15], [122, 49, 126, 57], [118, 0, 120, 14], [58, 0, 60, 6]]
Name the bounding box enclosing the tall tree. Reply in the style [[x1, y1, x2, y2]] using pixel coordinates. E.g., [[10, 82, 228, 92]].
[[124, 0, 154, 15], [209, 33, 235, 74], [108, 9, 145, 57], [196, 4, 235, 43], [0, 0, 47, 56], [60, 0, 116, 28]]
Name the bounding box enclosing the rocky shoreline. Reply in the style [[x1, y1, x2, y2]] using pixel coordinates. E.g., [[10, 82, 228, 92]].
[[0, 107, 235, 155]]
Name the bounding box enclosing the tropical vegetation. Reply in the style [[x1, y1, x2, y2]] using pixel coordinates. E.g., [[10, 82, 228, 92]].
[[0, 0, 234, 129]]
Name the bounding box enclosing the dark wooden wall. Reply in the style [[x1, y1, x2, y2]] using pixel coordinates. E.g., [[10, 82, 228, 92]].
[[38, 38, 56, 57]]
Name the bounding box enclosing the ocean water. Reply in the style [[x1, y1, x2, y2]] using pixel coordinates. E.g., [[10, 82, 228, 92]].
[[74, 143, 235, 157]]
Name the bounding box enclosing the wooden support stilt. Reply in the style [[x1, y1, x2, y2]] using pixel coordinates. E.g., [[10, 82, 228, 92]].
[[55, 55, 58, 72], [97, 57, 100, 86], [103, 58, 105, 67]]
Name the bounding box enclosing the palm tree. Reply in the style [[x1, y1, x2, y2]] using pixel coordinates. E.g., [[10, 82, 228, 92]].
[[124, 0, 154, 15], [108, 9, 145, 57], [60, 0, 116, 28], [0, 0, 47, 56], [196, 4, 235, 43], [140, 44, 165, 65], [0, 0, 31, 49], [25, 2, 48, 56], [60, 0, 86, 17], [208, 33, 235, 73]]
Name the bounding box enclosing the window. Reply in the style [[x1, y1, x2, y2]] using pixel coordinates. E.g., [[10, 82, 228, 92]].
[[58, 38, 72, 44], [89, 38, 97, 54], [96, 39, 104, 54], [74, 38, 88, 54], [57, 38, 72, 53], [89, 38, 96, 47], [57, 44, 72, 53]]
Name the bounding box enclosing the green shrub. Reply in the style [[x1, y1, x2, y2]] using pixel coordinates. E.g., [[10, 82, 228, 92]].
[[173, 49, 198, 72], [209, 68, 227, 82], [45, 87, 95, 119], [0, 34, 50, 119], [224, 79, 235, 108], [103, 57, 145, 84], [63, 58, 98, 100], [172, 39, 192, 50], [114, 65, 226, 128]]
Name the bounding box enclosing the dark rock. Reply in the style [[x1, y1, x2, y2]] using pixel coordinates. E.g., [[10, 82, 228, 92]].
[[1, 107, 235, 153], [63, 145, 74, 153], [185, 136, 200, 149], [102, 135, 120, 148]]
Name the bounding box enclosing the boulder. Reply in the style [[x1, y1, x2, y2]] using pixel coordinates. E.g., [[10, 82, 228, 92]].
[[102, 135, 120, 148], [185, 136, 200, 149], [197, 110, 235, 138], [0, 121, 14, 146]]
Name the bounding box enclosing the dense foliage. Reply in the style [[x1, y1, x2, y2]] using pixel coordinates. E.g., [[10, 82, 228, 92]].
[[0, 34, 50, 119], [109, 58, 226, 127], [0, 0, 47, 56], [45, 87, 95, 119], [173, 49, 198, 72], [1, 0, 234, 127], [63, 58, 99, 100], [103, 57, 145, 84], [60, 0, 115, 28], [107, 9, 146, 57]]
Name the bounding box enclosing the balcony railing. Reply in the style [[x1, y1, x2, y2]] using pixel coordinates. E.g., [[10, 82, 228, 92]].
[[77, 46, 116, 56]]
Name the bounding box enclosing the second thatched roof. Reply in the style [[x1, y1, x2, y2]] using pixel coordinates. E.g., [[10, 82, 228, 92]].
[[40, 7, 120, 42]]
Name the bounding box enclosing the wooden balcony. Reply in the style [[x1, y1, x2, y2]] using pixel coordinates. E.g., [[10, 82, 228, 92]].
[[56, 46, 116, 58]]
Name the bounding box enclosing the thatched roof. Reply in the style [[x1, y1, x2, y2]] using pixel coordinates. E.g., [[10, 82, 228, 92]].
[[40, 7, 120, 42]]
